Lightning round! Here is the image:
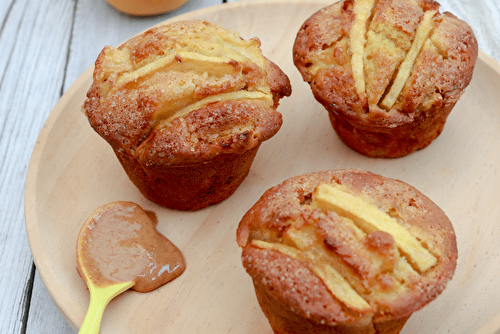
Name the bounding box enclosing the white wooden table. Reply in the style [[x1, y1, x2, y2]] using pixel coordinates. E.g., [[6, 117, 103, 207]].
[[1, 0, 499, 333]]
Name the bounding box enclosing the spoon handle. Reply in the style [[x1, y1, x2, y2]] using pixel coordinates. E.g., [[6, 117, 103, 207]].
[[78, 281, 134, 334]]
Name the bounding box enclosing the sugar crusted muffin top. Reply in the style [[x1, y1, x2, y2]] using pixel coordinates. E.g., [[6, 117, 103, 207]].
[[293, 0, 477, 127], [237, 169, 457, 325], [84, 20, 291, 165]]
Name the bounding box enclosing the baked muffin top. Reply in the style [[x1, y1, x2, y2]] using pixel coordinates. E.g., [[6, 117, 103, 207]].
[[293, 0, 477, 128], [237, 169, 457, 324], [84, 20, 291, 165]]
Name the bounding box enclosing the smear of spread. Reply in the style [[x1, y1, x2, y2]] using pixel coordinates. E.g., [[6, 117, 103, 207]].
[[77, 201, 185, 292]]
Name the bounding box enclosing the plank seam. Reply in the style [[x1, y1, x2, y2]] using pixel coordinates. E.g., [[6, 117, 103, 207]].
[[20, 263, 36, 334]]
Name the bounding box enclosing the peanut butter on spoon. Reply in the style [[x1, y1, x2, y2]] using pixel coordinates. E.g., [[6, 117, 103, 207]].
[[76, 201, 185, 334]]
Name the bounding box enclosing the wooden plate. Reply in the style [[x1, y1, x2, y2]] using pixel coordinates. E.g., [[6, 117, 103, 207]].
[[24, 1, 500, 333]]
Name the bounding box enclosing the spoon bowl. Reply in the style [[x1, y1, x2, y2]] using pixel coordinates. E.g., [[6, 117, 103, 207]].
[[76, 203, 140, 334], [75, 201, 186, 333]]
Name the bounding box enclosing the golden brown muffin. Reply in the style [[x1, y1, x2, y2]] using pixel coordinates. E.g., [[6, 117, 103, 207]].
[[83, 20, 291, 210], [237, 169, 457, 334], [293, 0, 477, 158]]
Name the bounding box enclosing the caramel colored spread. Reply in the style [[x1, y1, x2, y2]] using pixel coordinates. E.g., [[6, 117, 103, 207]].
[[77, 201, 185, 292]]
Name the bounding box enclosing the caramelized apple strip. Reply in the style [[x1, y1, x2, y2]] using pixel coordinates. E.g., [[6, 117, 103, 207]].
[[380, 10, 437, 109], [282, 225, 316, 250], [250, 239, 373, 313], [198, 36, 265, 67], [311, 183, 437, 273], [158, 90, 271, 125], [283, 226, 372, 294], [115, 52, 243, 89], [350, 0, 376, 101], [111, 46, 273, 125]]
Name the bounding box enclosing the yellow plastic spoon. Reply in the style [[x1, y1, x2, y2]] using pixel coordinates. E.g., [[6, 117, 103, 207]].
[[77, 278, 134, 334], [76, 201, 186, 334]]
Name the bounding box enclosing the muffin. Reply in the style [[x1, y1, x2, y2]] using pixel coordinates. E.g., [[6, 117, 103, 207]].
[[83, 20, 291, 210], [293, 0, 477, 158], [236, 169, 457, 334]]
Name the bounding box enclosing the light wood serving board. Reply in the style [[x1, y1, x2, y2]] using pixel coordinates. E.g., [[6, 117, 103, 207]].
[[24, 1, 500, 333]]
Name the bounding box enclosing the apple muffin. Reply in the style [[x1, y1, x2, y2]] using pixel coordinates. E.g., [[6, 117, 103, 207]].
[[83, 20, 291, 210], [237, 169, 457, 334], [293, 0, 477, 157]]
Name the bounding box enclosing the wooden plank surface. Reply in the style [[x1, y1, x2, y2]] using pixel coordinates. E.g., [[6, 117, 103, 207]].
[[0, 0, 498, 333], [0, 0, 73, 334]]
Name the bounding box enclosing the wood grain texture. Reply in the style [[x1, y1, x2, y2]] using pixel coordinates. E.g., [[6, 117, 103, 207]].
[[0, 0, 498, 333], [0, 0, 73, 334]]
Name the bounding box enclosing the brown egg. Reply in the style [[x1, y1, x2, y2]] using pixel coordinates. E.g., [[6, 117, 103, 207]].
[[104, 0, 190, 16]]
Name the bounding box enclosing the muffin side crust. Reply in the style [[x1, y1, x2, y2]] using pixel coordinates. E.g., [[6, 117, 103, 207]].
[[237, 170, 457, 329], [293, 0, 477, 157]]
